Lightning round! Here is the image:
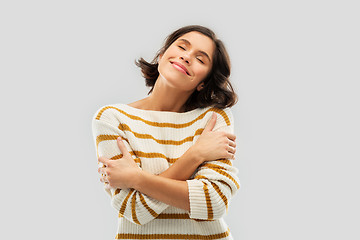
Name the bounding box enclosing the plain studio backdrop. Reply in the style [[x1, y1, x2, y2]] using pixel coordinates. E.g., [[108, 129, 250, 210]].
[[0, 0, 359, 239]]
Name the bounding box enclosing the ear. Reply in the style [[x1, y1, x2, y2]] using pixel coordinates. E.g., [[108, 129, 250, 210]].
[[158, 53, 163, 61], [197, 82, 205, 91]]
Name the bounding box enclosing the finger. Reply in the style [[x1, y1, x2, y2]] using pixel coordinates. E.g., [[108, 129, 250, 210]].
[[203, 112, 217, 133], [228, 139, 236, 148], [98, 156, 109, 167], [117, 137, 131, 157], [224, 132, 236, 141], [98, 167, 106, 175], [226, 152, 235, 160], [100, 174, 106, 183], [102, 177, 109, 185], [227, 146, 236, 154]]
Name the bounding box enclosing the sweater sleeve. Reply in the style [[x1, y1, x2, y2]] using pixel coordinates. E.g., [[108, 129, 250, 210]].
[[91, 107, 169, 225], [186, 108, 241, 220]]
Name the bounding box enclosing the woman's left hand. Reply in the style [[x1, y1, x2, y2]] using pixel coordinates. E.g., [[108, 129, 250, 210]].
[[98, 137, 141, 189]]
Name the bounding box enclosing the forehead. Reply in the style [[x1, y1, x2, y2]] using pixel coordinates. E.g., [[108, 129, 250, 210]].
[[175, 31, 215, 57]]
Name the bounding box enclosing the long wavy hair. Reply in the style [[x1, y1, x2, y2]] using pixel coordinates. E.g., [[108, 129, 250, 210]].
[[135, 25, 238, 111]]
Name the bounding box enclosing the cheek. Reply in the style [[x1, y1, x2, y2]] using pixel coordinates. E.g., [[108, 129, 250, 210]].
[[195, 66, 211, 79], [163, 47, 177, 57]]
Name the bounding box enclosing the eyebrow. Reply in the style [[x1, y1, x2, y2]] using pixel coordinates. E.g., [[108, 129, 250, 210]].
[[178, 38, 212, 62]]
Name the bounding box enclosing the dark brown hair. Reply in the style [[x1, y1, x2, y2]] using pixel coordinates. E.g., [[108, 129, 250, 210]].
[[135, 25, 238, 111]]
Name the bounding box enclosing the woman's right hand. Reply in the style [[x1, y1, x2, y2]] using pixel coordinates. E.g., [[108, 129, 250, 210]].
[[191, 112, 237, 163]]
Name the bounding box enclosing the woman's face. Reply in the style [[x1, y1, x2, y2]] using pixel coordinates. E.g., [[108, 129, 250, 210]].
[[158, 31, 215, 92]]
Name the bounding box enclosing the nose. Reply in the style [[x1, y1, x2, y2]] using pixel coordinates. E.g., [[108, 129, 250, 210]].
[[180, 55, 190, 64]]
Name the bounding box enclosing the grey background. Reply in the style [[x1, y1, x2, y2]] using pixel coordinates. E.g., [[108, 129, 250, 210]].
[[1, 0, 359, 239]]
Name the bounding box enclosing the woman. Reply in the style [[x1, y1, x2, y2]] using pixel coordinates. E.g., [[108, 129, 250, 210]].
[[92, 25, 240, 240]]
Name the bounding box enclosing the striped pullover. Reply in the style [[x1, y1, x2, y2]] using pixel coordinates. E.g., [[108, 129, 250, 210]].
[[92, 103, 240, 240]]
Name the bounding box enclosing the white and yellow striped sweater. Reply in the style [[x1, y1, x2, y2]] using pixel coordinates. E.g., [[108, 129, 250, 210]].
[[92, 103, 240, 240]]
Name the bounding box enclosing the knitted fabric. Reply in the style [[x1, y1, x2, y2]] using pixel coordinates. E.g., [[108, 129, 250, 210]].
[[92, 103, 240, 239]]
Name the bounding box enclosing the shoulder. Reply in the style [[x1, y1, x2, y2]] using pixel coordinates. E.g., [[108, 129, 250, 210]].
[[208, 106, 234, 126], [92, 103, 127, 125], [204, 106, 234, 133]]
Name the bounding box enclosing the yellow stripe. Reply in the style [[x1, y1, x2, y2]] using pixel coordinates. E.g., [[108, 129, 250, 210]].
[[110, 154, 123, 160], [194, 176, 234, 197], [217, 159, 233, 166], [131, 193, 141, 225], [201, 163, 227, 171], [96, 134, 176, 163], [118, 189, 134, 217], [155, 213, 213, 222], [105, 148, 177, 164], [95, 134, 125, 159], [114, 188, 121, 196], [96, 134, 119, 147], [116, 228, 230, 239], [203, 183, 213, 220], [210, 168, 240, 190], [133, 150, 178, 163], [95, 135, 142, 164], [101, 149, 180, 164], [139, 193, 159, 218], [194, 175, 207, 180], [96, 134, 132, 150], [118, 212, 213, 222], [210, 182, 229, 211], [111, 154, 141, 164], [196, 163, 239, 189], [218, 180, 233, 194], [119, 122, 203, 145], [96, 106, 230, 128], [155, 213, 189, 219]]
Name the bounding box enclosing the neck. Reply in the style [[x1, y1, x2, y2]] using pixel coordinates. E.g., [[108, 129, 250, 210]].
[[142, 76, 196, 113]]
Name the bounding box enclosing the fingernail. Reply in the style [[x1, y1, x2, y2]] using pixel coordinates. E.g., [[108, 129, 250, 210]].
[[117, 137, 121, 141]]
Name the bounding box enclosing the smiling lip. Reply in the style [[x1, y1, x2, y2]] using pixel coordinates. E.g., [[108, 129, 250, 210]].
[[170, 61, 190, 76]]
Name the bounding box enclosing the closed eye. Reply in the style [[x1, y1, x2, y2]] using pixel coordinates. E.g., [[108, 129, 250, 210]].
[[178, 45, 204, 64]]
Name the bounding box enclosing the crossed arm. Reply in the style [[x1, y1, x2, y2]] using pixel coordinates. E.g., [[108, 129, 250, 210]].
[[98, 137, 206, 211], [93, 110, 239, 225]]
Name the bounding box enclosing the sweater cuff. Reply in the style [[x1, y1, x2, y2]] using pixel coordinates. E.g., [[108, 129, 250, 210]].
[[186, 179, 207, 219]]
